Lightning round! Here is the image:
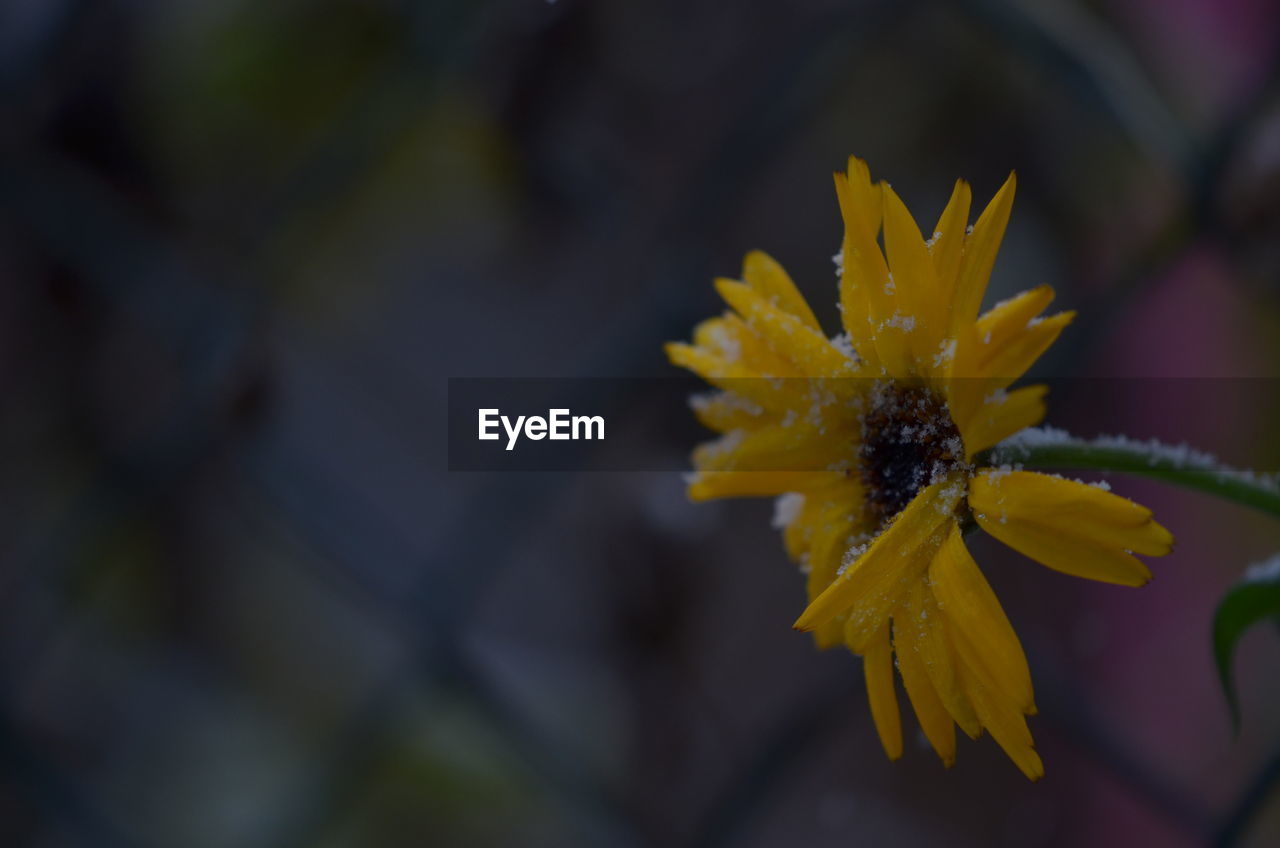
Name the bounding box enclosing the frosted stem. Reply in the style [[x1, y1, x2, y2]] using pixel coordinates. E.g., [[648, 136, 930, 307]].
[[981, 429, 1280, 519]]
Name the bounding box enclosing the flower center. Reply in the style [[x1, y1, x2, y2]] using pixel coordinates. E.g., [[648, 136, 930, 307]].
[[859, 383, 964, 529]]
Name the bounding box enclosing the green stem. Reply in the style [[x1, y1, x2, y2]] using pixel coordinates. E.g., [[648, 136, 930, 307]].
[[978, 435, 1280, 520]]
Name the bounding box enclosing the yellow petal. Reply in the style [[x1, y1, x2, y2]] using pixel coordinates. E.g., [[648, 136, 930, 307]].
[[832, 167, 879, 365], [978, 311, 1075, 382], [950, 172, 1016, 338], [834, 160, 907, 374], [930, 180, 972, 303], [794, 478, 961, 633], [959, 384, 1048, 457], [782, 478, 860, 559], [929, 524, 1034, 713], [741, 250, 822, 332], [665, 342, 806, 414], [904, 578, 982, 739], [863, 620, 903, 760], [974, 510, 1154, 587], [947, 317, 1073, 429], [688, 391, 770, 433], [806, 502, 867, 650], [715, 279, 861, 378], [881, 182, 944, 366], [692, 314, 801, 378], [973, 285, 1056, 358], [813, 614, 847, 651], [691, 423, 850, 473], [971, 470, 1174, 556], [893, 598, 957, 766], [685, 470, 845, 502], [954, 640, 1044, 781]]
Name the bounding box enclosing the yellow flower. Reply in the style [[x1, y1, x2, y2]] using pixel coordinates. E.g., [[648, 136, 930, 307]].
[[665, 157, 1173, 780]]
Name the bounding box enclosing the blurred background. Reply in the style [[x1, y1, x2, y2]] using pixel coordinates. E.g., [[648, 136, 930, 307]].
[[3, 0, 1280, 845]]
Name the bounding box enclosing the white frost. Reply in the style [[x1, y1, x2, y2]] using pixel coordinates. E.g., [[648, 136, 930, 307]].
[[772, 493, 806, 529], [991, 427, 1280, 494], [883, 313, 916, 332], [830, 333, 858, 361], [836, 540, 870, 577], [932, 338, 957, 369], [706, 323, 741, 363]]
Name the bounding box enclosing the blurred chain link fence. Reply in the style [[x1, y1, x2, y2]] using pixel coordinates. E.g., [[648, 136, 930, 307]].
[[2, 0, 1280, 846]]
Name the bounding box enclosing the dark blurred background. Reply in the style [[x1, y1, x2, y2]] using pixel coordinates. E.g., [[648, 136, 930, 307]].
[[3, 0, 1280, 846]]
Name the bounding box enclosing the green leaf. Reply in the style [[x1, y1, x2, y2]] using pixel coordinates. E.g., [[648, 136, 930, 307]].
[[1213, 558, 1280, 731]]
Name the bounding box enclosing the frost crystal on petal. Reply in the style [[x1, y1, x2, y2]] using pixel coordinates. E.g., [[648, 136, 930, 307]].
[[830, 332, 858, 361], [883, 313, 915, 332], [837, 540, 870, 577], [706, 323, 741, 362], [772, 493, 806, 529], [932, 338, 957, 369]]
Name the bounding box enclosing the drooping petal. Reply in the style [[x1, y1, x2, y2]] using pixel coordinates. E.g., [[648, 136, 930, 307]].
[[794, 478, 962, 634], [970, 470, 1171, 587], [929, 524, 1035, 713], [904, 578, 982, 739], [977, 517, 1154, 586], [893, 597, 957, 766], [741, 250, 822, 332], [971, 470, 1174, 555], [951, 630, 1044, 781], [863, 620, 903, 760]]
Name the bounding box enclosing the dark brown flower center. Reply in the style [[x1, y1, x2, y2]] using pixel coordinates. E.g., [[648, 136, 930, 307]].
[[859, 383, 964, 529]]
